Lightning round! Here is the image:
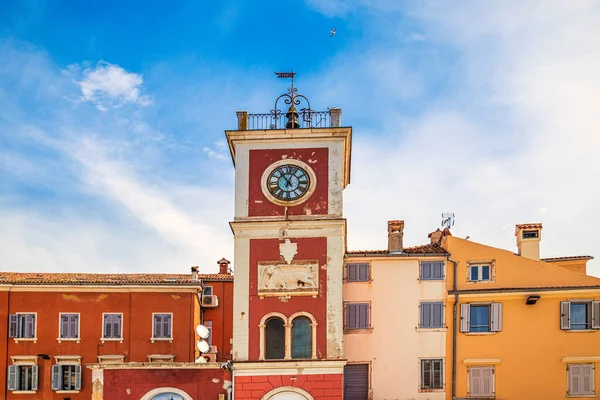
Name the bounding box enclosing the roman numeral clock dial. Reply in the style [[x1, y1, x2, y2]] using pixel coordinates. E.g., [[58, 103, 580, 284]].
[[261, 160, 317, 206]]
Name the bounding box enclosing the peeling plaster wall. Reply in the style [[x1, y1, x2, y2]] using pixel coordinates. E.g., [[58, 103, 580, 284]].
[[343, 258, 447, 400]]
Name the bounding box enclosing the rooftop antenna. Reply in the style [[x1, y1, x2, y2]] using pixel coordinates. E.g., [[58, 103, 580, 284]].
[[441, 213, 455, 230]]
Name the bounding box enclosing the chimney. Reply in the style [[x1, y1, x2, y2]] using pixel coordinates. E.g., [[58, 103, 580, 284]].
[[191, 266, 199, 281], [388, 220, 404, 253], [428, 227, 453, 245], [218, 258, 231, 275], [515, 223, 543, 260]]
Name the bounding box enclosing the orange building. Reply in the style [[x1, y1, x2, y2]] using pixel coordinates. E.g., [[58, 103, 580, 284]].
[[0, 262, 233, 400], [443, 223, 599, 399]]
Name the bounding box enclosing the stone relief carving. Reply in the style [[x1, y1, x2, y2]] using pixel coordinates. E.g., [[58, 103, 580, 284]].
[[258, 262, 318, 297], [279, 239, 298, 264]]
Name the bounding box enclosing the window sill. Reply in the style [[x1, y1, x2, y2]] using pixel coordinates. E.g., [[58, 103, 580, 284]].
[[419, 388, 445, 392], [56, 390, 80, 394], [418, 278, 446, 282], [565, 329, 597, 333], [57, 338, 80, 343], [466, 280, 495, 284], [12, 391, 37, 394], [101, 338, 124, 343], [416, 327, 447, 332], [464, 332, 497, 336], [345, 280, 372, 283], [566, 395, 595, 398], [13, 338, 37, 343], [344, 328, 373, 334], [150, 337, 173, 343]]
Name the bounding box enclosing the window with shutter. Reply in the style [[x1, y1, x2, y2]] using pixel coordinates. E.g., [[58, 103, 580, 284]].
[[347, 263, 370, 282], [60, 314, 79, 339], [460, 304, 470, 332], [420, 261, 444, 280], [470, 305, 491, 332], [420, 359, 443, 389], [8, 365, 19, 391], [103, 314, 123, 339], [490, 303, 502, 332], [52, 365, 62, 390], [469, 366, 494, 397], [344, 364, 369, 400], [345, 303, 371, 330], [420, 302, 444, 328], [568, 363, 595, 396], [562, 301, 600, 331], [153, 314, 172, 338], [12, 314, 36, 339], [9, 314, 18, 338]]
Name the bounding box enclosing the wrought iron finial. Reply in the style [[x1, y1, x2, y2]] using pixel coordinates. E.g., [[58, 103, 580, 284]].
[[271, 71, 312, 130]]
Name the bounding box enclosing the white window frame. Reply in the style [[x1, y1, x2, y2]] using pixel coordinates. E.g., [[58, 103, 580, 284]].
[[101, 312, 124, 343], [151, 312, 173, 343], [467, 260, 495, 283], [468, 365, 495, 398], [52, 355, 82, 393], [567, 363, 595, 396], [58, 313, 81, 343], [11, 312, 38, 343], [203, 286, 213, 296], [8, 356, 39, 393]]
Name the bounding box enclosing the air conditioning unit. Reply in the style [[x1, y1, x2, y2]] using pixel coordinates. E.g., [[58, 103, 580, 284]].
[[203, 353, 216, 362], [202, 295, 218, 308], [207, 345, 218, 354]]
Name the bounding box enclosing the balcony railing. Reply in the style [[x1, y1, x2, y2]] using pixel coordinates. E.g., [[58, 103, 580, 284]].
[[236, 108, 342, 131]]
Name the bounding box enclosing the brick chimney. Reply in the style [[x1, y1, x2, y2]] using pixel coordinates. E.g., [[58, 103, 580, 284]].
[[515, 223, 543, 260], [388, 220, 404, 253], [218, 258, 231, 275], [191, 266, 199, 281], [428, 227, 453, 245]]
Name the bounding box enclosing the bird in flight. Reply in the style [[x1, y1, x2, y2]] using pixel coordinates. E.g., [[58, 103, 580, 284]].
[[330, 28, 336, 37]]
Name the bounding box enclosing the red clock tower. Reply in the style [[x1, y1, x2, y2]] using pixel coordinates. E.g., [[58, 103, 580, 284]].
[[226, 73, 351, 400]]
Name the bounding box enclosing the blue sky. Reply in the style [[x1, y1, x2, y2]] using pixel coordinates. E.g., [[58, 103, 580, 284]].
[[1, 0, 599, 275]]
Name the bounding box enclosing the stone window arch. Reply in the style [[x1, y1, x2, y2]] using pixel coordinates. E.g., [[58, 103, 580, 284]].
[[259, 312, 317, 360], [289, 312, 317, 359], [259, 312, 288, 360], [262, 386, 315, 400]]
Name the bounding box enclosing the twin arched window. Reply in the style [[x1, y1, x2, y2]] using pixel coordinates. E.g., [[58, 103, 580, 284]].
[[261, 313, 317, 360]]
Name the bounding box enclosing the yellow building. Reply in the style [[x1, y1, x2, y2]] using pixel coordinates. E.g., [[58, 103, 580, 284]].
[[442, 223, 598, 399]]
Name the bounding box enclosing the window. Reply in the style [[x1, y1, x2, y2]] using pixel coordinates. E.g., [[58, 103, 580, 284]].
[[265, 317, 285, 359], [420, 302, 444, 328], [561, 301, 600, 331], [346, 303, 370, 330], [522, 230, 539, 239], [469, 265, 491, 282], [51, 365, 82, 392], [59, 314, 79, 339], [205, 320, 213, 345], [347, 263, 370, 282], [291, 316, 312, 359], [344, 364, 369, 400], [468, 366, 494, 397], [460, 303, 502, 333], [7, 365, 39, 392], [103, 314, 123, 339], [153, 314, 172, 339], [8, 314, 36, 339], [203, 286, 213, 296], [420, 261, 444, 280], [568, 363, 595, 396], [421, 359, 443, 390]]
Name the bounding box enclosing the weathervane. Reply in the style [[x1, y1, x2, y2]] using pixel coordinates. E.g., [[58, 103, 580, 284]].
[[271, 71, 313, 129]]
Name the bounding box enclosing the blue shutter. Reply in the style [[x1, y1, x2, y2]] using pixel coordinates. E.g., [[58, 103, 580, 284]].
[[421, 262, 432, 279], [346, 304, 357, 329], [115, 314, 122, 338], [358, 264, 369, 281], [31, 365, 38, 391], [52, 365, 62, 390], [74, 365, 82, 390], [164, 315, 172, 338], [104, 315, 111, 338], [71, 315, 79, 338], [60, 314, 68, 338], [347, 264, 357, 281], [433, 303, 443, 328], [9, 314, 18, 338], [433, 262, 443, 279], [25, 314, 35, 338], [421, 303, 431, 328], [358, 304, 370, 329], [8, 365, 19, 391], [154, 315, 161, 338]]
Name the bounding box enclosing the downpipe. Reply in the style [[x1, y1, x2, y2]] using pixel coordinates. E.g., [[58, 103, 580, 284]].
[[448, 257, 459, 400]]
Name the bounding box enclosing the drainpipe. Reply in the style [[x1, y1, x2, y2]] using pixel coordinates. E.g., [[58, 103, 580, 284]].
[[449, 257, 459, 400]]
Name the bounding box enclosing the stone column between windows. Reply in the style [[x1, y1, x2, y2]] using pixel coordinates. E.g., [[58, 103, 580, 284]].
[[311, 322, 318, 359], [284, 323, 292, 360], [258, 324, 266, 360]]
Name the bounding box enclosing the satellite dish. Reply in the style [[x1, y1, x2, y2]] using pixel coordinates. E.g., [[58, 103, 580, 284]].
[[441, 213, 455, 229], [196, 325, 210, 339], [197, 339, 210, 353], [195, 355, 207, 363]]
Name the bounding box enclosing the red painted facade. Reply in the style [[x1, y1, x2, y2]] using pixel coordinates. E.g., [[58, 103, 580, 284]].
[[201, 278, 235, 361], [103, 367, 229, 399], [248, 237, 328, 360], [235, 374, 343, 400], [248, 148, 329, 217]]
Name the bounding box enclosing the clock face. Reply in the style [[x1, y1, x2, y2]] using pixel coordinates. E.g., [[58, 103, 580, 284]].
[[266, 164, 311, 202]]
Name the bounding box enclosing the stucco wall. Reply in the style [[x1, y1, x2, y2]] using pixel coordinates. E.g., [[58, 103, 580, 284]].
[[201, 280, 234, 362], [344, 257, 447, 400]]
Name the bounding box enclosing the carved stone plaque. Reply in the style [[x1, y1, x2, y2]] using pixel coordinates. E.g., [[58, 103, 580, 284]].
[[258, 261, 319, 298]]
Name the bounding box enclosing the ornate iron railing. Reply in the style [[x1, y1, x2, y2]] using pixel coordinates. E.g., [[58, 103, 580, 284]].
[[247, 110, 330, 130]]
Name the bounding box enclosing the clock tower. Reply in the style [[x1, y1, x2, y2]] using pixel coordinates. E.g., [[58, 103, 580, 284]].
[[226, 73, 351, 400]]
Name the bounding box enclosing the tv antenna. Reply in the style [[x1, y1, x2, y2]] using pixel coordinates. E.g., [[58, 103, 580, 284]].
[[441, 213, 455, 229]]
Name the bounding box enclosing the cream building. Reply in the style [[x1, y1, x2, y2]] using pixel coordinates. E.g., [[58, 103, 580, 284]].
[[343, 221, 449, 400]]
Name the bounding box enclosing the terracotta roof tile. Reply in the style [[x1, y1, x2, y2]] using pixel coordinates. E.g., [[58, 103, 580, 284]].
[[542, 256, 594, 262], [516, 223, 543, 230], [0, 272, 233, 285], [347, 244, 448, 256]]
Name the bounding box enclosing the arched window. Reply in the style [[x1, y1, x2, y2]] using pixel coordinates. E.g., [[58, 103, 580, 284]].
[[265, 318, 285, 359], [291, 316, 312, 359]]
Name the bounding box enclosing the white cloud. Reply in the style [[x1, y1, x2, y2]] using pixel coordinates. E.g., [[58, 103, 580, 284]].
[[70, 61, 151, 110]]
